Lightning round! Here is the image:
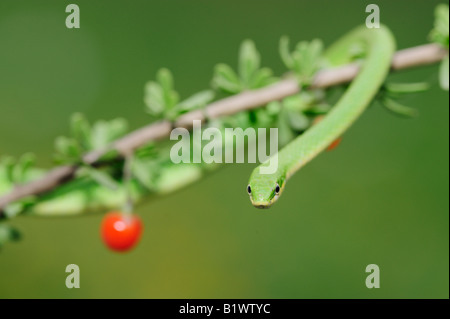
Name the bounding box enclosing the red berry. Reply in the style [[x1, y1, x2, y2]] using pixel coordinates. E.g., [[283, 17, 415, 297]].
[[101, 212, 143, 252]]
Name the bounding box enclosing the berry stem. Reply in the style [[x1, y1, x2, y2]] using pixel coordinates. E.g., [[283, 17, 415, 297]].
[[122, 152, 134, 217]]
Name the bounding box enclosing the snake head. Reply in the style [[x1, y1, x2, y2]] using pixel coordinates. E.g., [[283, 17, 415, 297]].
[[247, 172, 285, 209]]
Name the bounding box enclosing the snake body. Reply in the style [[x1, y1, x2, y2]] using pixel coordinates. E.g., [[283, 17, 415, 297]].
[[248, 25, 396, 208]]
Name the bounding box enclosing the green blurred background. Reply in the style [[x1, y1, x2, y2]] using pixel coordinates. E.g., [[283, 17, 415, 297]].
[[0, 0, 448, 298]]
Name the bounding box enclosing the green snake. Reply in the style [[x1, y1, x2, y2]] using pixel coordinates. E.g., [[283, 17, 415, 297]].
[[247, 25, 396, 208]]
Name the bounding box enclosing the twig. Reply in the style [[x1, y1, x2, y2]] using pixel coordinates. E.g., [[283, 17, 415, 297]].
[[0, 43, 447, 216], [122, 152, 134, 215]]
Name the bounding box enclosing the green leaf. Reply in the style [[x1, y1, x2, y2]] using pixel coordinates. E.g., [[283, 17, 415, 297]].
[[158, 68, 180, 110], [80, 166, 119, 190], [157, 68, 174, 94], [144, 81, 166, 116], [0, 154, 37, 185], [250, 67, 276, 89], [307, 103, 332, 115], [213, 40, 274, 92], [252, 108, 275, 128], [429, 4, 449, 48], [266, 101, 282, 116], [287, 110, 310, 131], [54, 136, 82, 162], [16, 153, 35, 184], [277, 111, 295, 146], [166, 90, 215, 121], [1, 156, 15, 184], [385, 82, 430, 94], [304, 39, 323, 65], [71, 113, 92, 150], [3, 196, 36, 218], [135, 143, 157, 158], [177, 90, 215, 112], [282, 94, 306, 111], [239, 40, 261, 87], [0, 224, 21, 247], [56, 116, 127, 163], [293, 41, 309, 71], [284, 39, 324, 86], [234, 111, 253, 128], [212, 63, 242, 93], [107, 118, 129, 141], [97, 148, 120, 162], [439, 56, 449, 91], [90, 120, 111, 149], [144, 69, 180, 119], [4, 202, 24, 218], [300, 39, 323, 80], [382, 98, 418, 118], [279, 36, 294, 69], [132, 157, 157, 191]]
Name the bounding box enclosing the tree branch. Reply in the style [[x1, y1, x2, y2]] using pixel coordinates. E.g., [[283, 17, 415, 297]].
[[0, 43, 447, 216]]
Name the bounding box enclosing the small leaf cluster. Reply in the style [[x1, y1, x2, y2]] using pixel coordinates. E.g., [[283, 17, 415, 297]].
[[0, 224, 21, 248], [279, 37, 324, 87], [429, 4, 449, 48], [52, 113, 131, 192], [0, 153, 36, 185], [131, 151, 165, 191], [378, 82, 430, 118], [266, 90, 330, 145], [144, 37, 326, 133], [0, 154, 37, 219], [429, 4, 449, 91], [54, 113, 129, 164], [144, 68, 215, 121], [212, 40, 276, 94]]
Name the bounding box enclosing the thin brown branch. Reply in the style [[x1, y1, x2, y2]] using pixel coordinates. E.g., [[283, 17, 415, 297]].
[[0, 43, 447, 216]]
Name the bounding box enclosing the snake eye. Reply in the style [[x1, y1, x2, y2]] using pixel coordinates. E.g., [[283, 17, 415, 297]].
[[275, 184, 280, 195], [247, 185, 252, 194]]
